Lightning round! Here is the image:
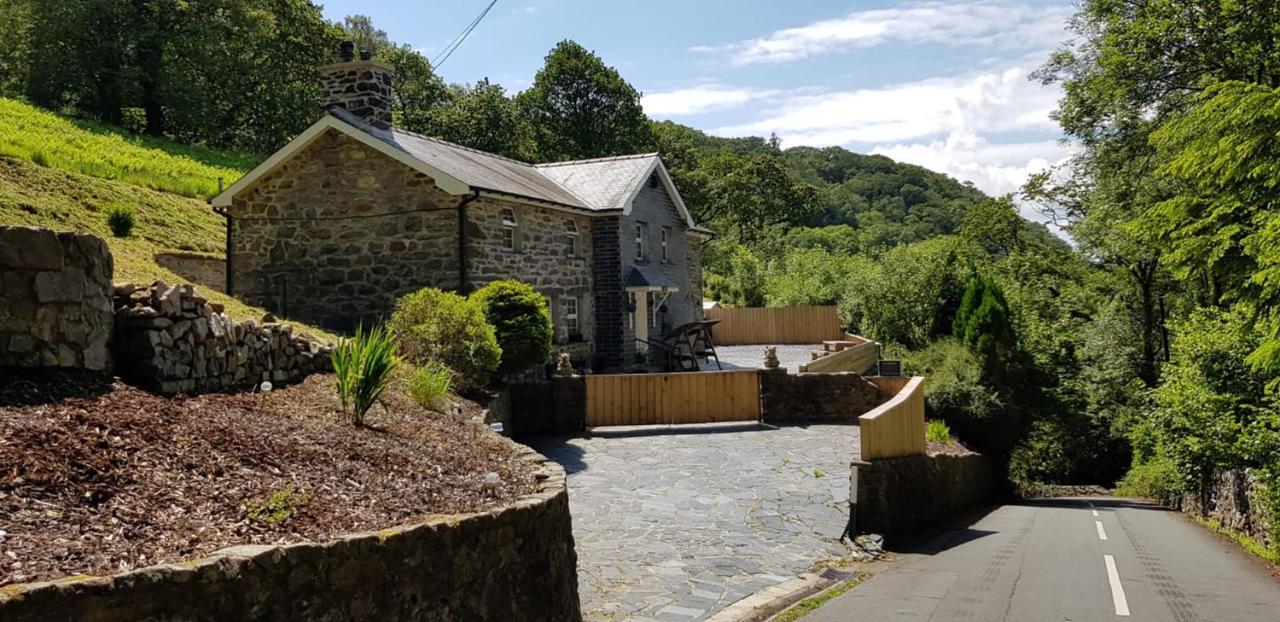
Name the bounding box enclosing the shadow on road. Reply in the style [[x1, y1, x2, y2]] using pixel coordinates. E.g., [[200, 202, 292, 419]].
[[1015, 496, 1173, 512]]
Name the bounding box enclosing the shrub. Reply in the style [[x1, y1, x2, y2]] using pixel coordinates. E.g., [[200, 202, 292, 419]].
[[331, 323, 400, 426], [408, 362, 452, 411], [926, 419, 951, 444], [1116, 455, 1182, 503], [390, 287, 501, 385], [471, 280, 553, 374], [107, 204, 135, 237]]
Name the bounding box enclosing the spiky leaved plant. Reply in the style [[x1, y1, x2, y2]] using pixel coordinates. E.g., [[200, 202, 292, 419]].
[[332, 323, 399, 426]]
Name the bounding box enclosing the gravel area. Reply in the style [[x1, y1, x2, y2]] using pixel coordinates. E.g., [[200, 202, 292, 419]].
[[702, 344, 821, 373], [532, 423, 859, 621], [0, 369, 535, 586]]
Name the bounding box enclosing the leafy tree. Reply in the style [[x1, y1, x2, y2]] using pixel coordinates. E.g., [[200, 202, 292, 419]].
[[471, 280, 553, 375], [375, 44, 450, 136], [431, 79, 524, 158], [960, 196, 1022, 256], [515, 40, 652, 161], [690, 152, 819, 243], [341, 14, 390, 55]]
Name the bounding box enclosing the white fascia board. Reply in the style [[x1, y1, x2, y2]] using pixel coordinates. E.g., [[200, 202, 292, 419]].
[[210, 115, 471, 207], [620, 157, 699, 230]]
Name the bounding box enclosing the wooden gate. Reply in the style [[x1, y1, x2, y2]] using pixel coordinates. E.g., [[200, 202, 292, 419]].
[[585, 370, 761, 427]]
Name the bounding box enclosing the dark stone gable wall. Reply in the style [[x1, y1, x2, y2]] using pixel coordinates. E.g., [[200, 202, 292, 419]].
[[228, 131, 459, 331]]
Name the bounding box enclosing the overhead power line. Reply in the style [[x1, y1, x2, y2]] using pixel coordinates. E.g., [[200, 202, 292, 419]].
[[432, 0, 499, 69]]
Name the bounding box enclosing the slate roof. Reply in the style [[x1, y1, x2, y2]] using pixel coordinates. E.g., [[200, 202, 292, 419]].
[[534, 154, 660, 213], [623, 265, 681, 291]]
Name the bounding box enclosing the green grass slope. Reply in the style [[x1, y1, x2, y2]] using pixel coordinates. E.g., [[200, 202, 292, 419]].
[[0, 98, 335, 340]]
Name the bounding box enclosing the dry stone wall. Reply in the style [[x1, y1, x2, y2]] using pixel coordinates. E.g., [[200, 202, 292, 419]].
[[0, 445, 582, 622], [0, 226, 113, 371], [114, 282, 331, 394], [155, 252, 226, 292], [760, 369, 888, 423], [1180, 469, 1275, 552]]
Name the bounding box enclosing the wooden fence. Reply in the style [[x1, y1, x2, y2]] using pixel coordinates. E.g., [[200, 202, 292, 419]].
[[799, 337, 879, 374], [585, 370, 761, 427], [859, 376, 927, 460], [705, 305, 844, 345]]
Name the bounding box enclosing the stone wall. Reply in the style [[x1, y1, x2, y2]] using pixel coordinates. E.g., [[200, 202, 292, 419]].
[[591, 216, 624, 371], [760, 369, 888, 424], [0, 445, 582, 622], [507, 375, 587, 437], [1179, 469, 1275, 552], [317, 57, 394, 130], [114, 282, 331, 394], [851, 451, 996, 538], [155, 252, 226, 292], [0, 226, 113, 371], [228, 130, 461, 331], [467, 198, 595, 356]]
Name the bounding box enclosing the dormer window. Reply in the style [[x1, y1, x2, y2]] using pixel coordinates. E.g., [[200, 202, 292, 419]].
[[565, 220, 579, 257], [501, 208, 517, 251]]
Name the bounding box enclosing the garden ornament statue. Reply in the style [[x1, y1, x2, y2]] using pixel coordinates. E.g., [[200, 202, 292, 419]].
[[555, 352, 575, 376], [764, 346, 780, 369]]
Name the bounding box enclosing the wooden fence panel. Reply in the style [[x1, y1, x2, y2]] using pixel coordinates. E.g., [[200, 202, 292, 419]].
[[586, 370, 761, 427], [859, 376, 927, 460], [705, 305, 844, 345], [800, 341, 880, 374]]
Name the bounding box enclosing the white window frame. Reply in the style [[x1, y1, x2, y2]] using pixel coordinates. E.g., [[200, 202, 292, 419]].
[[501, 207, 517, 252], [565, 220, 579, 257], [635, 222, 647, 260], [661, 227, 670, 262], [648, 293, 659, 329], [563, 297, 579, 335]]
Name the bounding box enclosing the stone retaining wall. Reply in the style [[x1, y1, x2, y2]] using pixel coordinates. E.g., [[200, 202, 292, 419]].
[[0, 445, 582, 622], [760, 369, 887, 424], [851, 451, 996, 538], [155, 252, 226, 292], [114, 281, 331, 394], [0, 226, 113, 371], [1179, 469, 1275, 552]]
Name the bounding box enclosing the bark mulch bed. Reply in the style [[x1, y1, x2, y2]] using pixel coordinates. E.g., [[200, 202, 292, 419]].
[[0, 368, 538, 586]]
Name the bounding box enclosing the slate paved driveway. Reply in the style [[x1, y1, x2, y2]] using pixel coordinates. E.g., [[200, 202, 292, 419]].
[[702, 344, 821, 373], [530, 423, 859, 621]]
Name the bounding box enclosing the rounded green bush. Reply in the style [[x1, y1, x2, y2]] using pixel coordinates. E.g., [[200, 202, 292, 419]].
[[471, 279, 553, 374], [107, 204, 135, 238], [389, 287, 501, 386]]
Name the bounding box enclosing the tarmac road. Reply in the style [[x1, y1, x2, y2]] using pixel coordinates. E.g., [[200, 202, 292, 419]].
[[806, 497, 1280, 621]]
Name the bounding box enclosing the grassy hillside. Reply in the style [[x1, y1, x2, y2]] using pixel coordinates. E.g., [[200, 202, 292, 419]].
[[0, 98, 256, 198], [0, 98, 336, 340]]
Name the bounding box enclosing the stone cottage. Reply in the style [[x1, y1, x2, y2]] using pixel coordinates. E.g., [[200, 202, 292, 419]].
[[210, 42, 711, 371]]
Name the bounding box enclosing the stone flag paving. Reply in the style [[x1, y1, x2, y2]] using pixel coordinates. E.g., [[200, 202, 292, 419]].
[[530, 423, 859, 621]]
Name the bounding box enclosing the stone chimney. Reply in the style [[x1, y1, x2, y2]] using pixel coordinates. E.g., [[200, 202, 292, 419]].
[[317, 41, 394, 130]]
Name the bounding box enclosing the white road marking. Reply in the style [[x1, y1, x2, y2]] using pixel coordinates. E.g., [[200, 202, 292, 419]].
[[1092, 509, 1100, 517], [1104, 554, 1131, 616], [1096, 520, 1108, 541]]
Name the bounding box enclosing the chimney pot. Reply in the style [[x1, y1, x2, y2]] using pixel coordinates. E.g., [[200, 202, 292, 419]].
[[359, 50, 373, 61], [339, 40, 355, 62]]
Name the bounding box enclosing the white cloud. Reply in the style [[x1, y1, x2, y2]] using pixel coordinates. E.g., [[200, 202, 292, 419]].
[[716, 67, 1059, 146], [872, 133, 1070, 199], [702, 1, 1069, 65], [642, 85, 776, 117]]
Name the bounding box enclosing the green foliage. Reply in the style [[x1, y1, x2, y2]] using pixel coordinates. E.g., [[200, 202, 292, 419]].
[[515, 40, 652, 161], [953, 274, 1017, 374], [689, 152, 820, 243], [897, 339, 1018, 456], [960, 196, 1022, 256], [0, 97, 254, 197], [1115, 455, 1182, 502], [245, 483, 312, 526], [431, 79, 525, 159], [764, 248, 869, 307], [105, 204, 134, 238], [331, 323, 400, 427], [390, 287, 501, 386], [704, 242, 766, 307], [407, 362, 452, 411], [926, 419, 951, 444], [471, 280, 553, 374]]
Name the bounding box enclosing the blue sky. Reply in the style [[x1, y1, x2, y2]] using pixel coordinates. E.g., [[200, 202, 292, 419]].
[[317, 1, 1074, 203]]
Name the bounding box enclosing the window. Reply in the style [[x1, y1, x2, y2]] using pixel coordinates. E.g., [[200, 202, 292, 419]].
[[635, 222, 648, 260], [501, 208, 517, 251], [562, 297, 579, 335], [565, 220, 579, 257], [661, 227, 670, 262]]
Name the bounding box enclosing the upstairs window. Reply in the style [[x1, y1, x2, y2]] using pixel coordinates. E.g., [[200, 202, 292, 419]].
[[565, 220, 579, 257], [501, 208, 517, 251], [661, 227, 670, 262], [635, 222, 648, 261], [562, 297, 579, 334]]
